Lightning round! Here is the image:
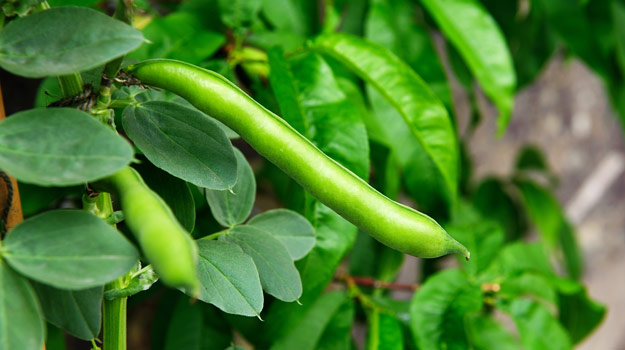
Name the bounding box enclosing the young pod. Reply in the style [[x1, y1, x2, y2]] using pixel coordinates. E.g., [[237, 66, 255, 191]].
[[97, 167, 199, 291], [125, 59, 469, 259]]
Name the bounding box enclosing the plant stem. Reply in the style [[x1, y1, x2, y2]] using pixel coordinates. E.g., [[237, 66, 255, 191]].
[[96, 193, 128, 350], [103, 277, 127, 350], [57, 74, 83, 97]]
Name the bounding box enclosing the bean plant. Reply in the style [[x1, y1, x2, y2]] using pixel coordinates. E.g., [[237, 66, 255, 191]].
[[0, 0, 612, 349]]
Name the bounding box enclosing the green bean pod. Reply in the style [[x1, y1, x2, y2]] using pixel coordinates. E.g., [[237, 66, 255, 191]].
[[96, 166, 199, 291], [126, 59, 469, 259]]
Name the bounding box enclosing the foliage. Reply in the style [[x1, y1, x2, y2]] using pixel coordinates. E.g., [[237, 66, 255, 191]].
[[0, 0, 612, 349]]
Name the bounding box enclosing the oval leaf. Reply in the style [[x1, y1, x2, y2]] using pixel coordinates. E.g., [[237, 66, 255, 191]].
[[0, 260, 45, 350], [410, 269, 482, 350], [3, 210, 139, 289], [366, 311, 404, 350], [204, 148, 255, 227], [420, 0, 516, 133], [313, 33, 458, 201], [32, 283, 102, 341], [122, 101, 237, 190], [247, 209, 315, 260], [0, 108, 134, 186], [193, 240, 263, 317], [0, 6, 144, 78], [222, 225, 302, 302]]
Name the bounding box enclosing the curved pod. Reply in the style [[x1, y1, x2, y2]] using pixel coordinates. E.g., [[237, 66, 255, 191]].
[[126, 59, 468, 259]]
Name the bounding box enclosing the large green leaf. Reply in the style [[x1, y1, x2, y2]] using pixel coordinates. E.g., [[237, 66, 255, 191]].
[[536, 0, 607, 77], [267, 47, 308, 134], [247, 209, 315, 260], [32, 283, 102, 341], [557, 283, 606, 344], [246, 204, 356, 347], [473, 178, 526, 241], [270, 292, 349, 350], [129, 12, 224, 65], [3, 210, 139, 290], [0, 260, 45, 350], [516, 179, 582, 279], [204, 148, 256, 227], [222, 225, 302, 302], [410, 269, 482, 350], [445, 202, 504, 277], [420, 0, 516, 132], [193, 240, 263, 317], [500, 299, 572, 350], [466, 314, 519, 350], [366, 311, 404, 350], [0, 6, 143, 77], [313, 33, 458, 201], [0, 108, 133, 186], [289, 52, 370, 180], [365, 0, 451, 108], [122, 101, 237, 190], [316, 297, 355, 349], [164, 296, 232, 350]]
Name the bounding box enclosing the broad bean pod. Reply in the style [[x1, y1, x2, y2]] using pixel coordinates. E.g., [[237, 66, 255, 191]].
[[96, 166, 199, 291], [125, 59, 469, 259]]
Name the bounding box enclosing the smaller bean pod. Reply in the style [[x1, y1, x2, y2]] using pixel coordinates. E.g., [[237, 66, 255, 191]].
[[96, 166, 198, 292]]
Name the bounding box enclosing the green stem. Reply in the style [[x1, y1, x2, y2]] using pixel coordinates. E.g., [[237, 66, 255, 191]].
[[200, 228, 230, 240], [57, 74, 83, 97], [95, 193, 128, 350], [103, 277, 127, 350]]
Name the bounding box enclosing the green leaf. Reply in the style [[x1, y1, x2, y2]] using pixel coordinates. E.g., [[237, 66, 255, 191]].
[[0, 108, 133, 186], [445, 202, 504, 276], [193, 240, 263, 317], [516, 179, 583, 279], [365, 0, 452, 108], [135, 163, 196, 232], [536, 0, 607, 77], [420, 0, 516, 132], [366, 311, 404, 350], [410, 269, 482, 350], [32, 283, 102, 341], [473, 178, 526, 241], [557, 283, 606, 344], [129, 12, 224, 65], [247, 209, 315, 260], [222, 225, 302, 302], [261, 0, 315, 36], [251, 204, 357, 347], [3, 210, 139, 290], [0, 260, 45, 350], [349, 231, 404, 282], [218, 0, 261, 28], [500, 299, 572, 350], [289, 52, 370, 180], [313, 33, 458, 202], [267, 47, 307, 134], [204, 148, 255, 227], [499, 273, 557, 306], [466, 313, 519, 350], [490, 242, 554, 278], [0, 6, 143, 78], [270, 292, 349, 350], [45, 324, 67, 350], [613, 1, 625, 76], [122, 101, 237, 190], [164, 296, 232, 350], [316, 297, 355, 350]]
